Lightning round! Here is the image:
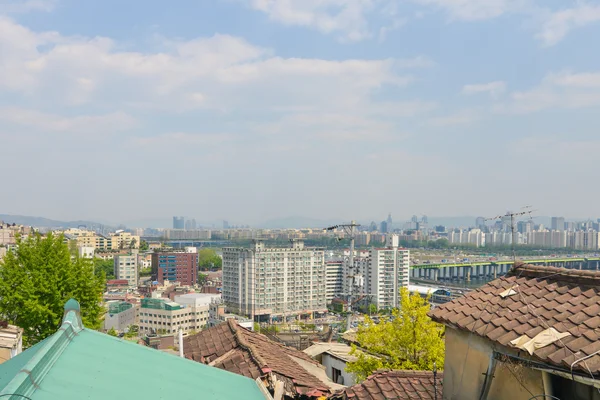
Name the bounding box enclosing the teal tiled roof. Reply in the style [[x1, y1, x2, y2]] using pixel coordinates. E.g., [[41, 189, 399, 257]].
[[0, 299, 268, 400]]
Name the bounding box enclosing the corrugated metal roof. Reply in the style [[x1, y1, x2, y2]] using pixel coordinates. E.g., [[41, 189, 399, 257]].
[[0, 300, 267, 400]]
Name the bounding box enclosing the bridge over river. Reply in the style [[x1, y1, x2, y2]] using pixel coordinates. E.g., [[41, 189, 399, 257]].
[[410, 257, 600, 282]]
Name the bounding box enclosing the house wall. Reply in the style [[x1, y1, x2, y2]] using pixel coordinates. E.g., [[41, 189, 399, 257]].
[[443, 327, 544, 400], [322, 353, 356, 386]]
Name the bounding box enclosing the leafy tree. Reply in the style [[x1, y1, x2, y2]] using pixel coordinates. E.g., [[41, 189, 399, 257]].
[[0, 233, 105, 347], [107, 327, 118, 337], [139, 268, 152, 277], [368, 304, 378, 315], [139, 240, 149, 251], [198, 272, 208, 286], [198, 248, 222, 270], [94, 258, 115, 280], [346, 288, 444, 381]]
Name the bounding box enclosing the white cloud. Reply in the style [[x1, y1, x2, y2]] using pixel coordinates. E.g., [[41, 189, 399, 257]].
[[427, 110, 479, 126], [496, 71, 600, 114], [537, 4, 600, 46], [0, 107, 137, 133], [0, 0, 55, 13], [462, 81, 506, 97], [247, 0, 378, 41], [412, 0, 529, 21]]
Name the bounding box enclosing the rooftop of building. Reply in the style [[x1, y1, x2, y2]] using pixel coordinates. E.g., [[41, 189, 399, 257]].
[[328, 370, 442, 400], [184, 319, 344, 398], [429, 262, 600, 376], [0, 299, 267, 400], [303, 342, 360, 363], [0, 323, 22, 363]]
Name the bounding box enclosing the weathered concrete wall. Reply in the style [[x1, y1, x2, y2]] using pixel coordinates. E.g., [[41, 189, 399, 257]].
[[442, 327, 544, 400]]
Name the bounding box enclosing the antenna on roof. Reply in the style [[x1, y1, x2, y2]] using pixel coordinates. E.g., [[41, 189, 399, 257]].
[[485, 206, 536, 262]]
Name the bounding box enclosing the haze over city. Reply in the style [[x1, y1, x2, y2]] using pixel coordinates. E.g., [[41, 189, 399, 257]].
[[2, 0, 600, 224]]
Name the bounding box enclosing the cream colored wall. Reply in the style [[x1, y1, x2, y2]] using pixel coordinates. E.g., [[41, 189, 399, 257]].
[[443, 327, 544, 400]]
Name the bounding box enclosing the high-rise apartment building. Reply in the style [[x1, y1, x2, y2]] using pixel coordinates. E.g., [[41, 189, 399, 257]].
[[151, 248, 199, 286], [475, 217, 486, 229], [325, 261, 344, 303], [551, 217, 565, 232], [222, 240, 327, 320], [114, 251, 139, 287], [345, 235, 410, 310], [173, 216, 185, 229]]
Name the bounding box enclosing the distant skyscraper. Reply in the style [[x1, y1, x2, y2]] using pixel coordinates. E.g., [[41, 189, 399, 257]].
[[380, 221, 388, 233], [387, 213, 393, 231], [185, 219, 197, 230], [551, 217, 565, 232], [421, 215, 428, 224], [475, 217, 485, 229], [411, 215, 418, 223], [369, 221, 378, 232], [223, 220, 229, 229], [173, 216, 185, 229]]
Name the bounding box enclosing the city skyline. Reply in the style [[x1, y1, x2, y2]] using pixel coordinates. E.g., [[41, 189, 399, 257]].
[[3, 1, 600, 222]]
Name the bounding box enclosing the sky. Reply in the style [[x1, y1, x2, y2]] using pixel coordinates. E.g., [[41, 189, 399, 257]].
[[2, 0, 600, 227]]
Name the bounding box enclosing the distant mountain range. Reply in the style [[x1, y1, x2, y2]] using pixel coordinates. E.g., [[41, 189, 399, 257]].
[[0, 214, 113, 230], [0, 214, 557, 230]]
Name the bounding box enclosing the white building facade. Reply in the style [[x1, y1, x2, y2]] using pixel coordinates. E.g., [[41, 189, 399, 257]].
[[222, 240, 327, 320], [114, 251, 139, 287]]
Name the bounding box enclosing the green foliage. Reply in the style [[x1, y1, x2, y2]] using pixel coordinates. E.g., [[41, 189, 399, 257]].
[[139, 240, 149, 251], [368, 304, 378, 315], [94, 258, 115, 280], [107, 327, 118, 337], [124, 325, 139, 339], [346, 288, 445, 381], [0, 233, 105, 347], [198, 248, 222, 270], [198, 272, 208, 286], [139, 268, 152, 277]]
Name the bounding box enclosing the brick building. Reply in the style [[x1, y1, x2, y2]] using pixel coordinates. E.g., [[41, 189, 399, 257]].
[[151, 248, 198, 286]]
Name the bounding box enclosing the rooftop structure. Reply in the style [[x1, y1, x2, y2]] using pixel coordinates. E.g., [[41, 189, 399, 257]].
[[0, 323, 22, 364], [329, 370, 442, 400], [429, 262, 600, 399], [184, 319, 343, 398], [0, 299, 268, 399]]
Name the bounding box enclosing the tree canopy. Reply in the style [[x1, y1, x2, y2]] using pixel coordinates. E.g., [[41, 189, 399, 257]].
[[198, 248, 222, 270], [346, 288, 445, 381], [0, 233, 105, 347], [94, 258, 115, 280]]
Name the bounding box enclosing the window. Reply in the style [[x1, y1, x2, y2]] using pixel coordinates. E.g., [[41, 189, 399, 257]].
[[332, 367, 343, 385]]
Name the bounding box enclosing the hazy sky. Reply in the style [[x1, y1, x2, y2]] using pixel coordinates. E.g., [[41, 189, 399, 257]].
[[2, 0, 600, 226]]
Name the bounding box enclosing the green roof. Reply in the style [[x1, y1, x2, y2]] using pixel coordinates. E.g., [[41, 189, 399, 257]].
[[0, 299, 268, 400]]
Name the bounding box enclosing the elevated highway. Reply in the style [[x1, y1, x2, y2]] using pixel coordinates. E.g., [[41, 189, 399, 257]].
[[410, 257, 600, 281]]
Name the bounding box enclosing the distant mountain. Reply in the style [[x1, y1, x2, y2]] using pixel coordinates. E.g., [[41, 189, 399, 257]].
[[0, 214, 113, 229], [259, 216, 348, 229]]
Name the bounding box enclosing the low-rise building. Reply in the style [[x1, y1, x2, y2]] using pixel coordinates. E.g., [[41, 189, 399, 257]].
[[0, 322, 22, 364], [304, 342, 364, 386], [103, 301, 138, 333], [138, 297, 209, 337], [208, 298, 253, 330], [430, 262, 600, 400]]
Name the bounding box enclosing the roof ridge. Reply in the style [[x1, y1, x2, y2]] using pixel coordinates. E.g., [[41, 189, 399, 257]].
[[227, 320, 268, 372], [0, 300, 84, 398], [511, 262, 600, 286]]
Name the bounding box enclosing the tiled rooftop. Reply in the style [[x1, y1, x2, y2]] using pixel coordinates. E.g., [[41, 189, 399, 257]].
[[329, 370, 442, 400], [184, 319, 342, 397], [429, 262, 600, 375]]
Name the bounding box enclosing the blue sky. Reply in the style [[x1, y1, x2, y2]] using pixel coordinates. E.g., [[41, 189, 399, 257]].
[[2, 0, 600, 226]]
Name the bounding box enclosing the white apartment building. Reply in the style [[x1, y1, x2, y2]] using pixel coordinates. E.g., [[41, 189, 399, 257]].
[[342, 235, 410, 310], [114, 251, 139, 287], [222, 240, 327, 320], [138, 297, 210, 336], [325, 261, 344, 303]]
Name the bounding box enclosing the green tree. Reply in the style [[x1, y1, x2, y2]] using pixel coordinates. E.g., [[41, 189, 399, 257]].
[[107, 327, 118, 337], [198, 248, 222, 270], [94, 258, 115, 280], [198, 272, 208, 286], [368, 304, 378, 315], [0, 233, 105, 347], [346, 288, 444, 381], [139, 240, 149, 251]]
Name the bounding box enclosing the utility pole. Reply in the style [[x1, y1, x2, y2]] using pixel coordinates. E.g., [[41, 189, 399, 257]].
[[326, 221, 360, 331], [486, 207, 535, 261]]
